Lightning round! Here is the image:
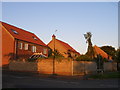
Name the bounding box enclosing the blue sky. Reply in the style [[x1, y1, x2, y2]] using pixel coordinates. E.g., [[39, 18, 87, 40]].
[[1, 2, 118, 54]]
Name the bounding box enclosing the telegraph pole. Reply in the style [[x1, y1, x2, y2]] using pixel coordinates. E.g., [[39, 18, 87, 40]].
[[53, 35, 55, 75], [53, 30, 57, 75]]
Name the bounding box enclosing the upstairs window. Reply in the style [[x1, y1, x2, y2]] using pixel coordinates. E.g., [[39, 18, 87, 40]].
[[43, 48, 47, 54], [32, 36, 38, 40], [11, 29, 18, 34], [32, 46, 36, 52], [19, 43, 23, 49], [24, 43, 28, 50]]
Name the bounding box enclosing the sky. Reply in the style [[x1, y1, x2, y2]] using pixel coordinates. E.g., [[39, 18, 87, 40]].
[[1, 2, 118, 54]]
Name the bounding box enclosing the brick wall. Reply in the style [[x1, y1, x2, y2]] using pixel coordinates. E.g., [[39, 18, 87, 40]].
[[37, 59, 53, 74], [73, 61, 117, 75], [48, 39, 68, 58], [55, 59, 72, 75], [9, 59, 117, 76], [17, 40, 48, 59], [9, 59, 73, 76], [9, 61, 38, 71], [2, 26, 14, 66], [73, 61, 97, 75], [37, 59, 72, 75], [104, 62, 117, 71]]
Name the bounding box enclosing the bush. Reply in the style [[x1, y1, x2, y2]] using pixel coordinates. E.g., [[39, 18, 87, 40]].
[[27, 58, 38, 62], [48, 54, 64, 62], [102, 58, 109, 62], [76, 55, 93, 61]]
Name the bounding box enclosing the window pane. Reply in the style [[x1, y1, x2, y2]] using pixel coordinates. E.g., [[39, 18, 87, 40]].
[[19, 43, 22, 49], [32, 46, 36, 52], [43, 48, 47, 54], [34, 46, 36, 52], [24, 44, 28, 50], [11, 29, 19, 34]]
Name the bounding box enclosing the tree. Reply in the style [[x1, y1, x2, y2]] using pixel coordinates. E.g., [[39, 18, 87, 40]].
[[48, 48, 52, 57], [84, 32, 94, 58], [100, 46, 116, 60], [95, 54, 104, 70], [115, 48, 120, 63], [52, 49, 64, 60], [115, 48, 120, 71]]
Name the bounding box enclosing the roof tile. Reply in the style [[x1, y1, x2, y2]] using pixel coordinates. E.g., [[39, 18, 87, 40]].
[[1, 21, 46, 46], [56, 39, 80, 55], [93, 45, 108, 59]]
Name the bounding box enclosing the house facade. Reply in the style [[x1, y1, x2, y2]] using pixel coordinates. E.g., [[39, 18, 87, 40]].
[[1, 21, 48, 66], [47, 35, 80, 58]]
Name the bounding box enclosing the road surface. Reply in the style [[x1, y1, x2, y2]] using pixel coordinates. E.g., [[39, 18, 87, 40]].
[[2, 70, 119, 88]]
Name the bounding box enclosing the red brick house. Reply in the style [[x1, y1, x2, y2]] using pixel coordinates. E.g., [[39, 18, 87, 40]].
[[1, 21, 49, 66], [48, 35, 80, 58]]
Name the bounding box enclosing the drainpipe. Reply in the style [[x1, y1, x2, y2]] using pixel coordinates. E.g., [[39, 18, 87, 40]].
[[14, 39, 18, 60]]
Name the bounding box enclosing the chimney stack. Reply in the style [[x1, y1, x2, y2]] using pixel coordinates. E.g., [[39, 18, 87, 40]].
[[52, 34, 56, 40]]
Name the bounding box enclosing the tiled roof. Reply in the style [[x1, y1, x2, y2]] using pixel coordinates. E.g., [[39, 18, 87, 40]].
[[93, 45, 108, 59], [1, 21, 46, 46], [56, 39, 80, 55]]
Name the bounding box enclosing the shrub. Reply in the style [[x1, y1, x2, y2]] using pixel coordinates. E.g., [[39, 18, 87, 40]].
[[47, 50, 65, 62], [27, 57, 38, 62], [102, 58, 109, 62], [76, 55, 93, 61]]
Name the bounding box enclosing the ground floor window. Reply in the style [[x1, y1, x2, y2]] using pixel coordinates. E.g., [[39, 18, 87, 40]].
[[19, 43, 23, 49], [32, 46, 36, 52], [24, 43, 28, 50]]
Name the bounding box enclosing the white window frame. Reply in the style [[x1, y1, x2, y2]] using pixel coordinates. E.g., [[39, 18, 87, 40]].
[[32, 46, 36, 52], [43, 48, 47, 54], [34, 46, 36, 52], [24, 43, 28, 50], [19, 43, 23, 49]]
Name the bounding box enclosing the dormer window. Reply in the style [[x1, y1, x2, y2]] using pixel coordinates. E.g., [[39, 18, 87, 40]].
[[32, 36, 38, 40], [11, 29, 18, 34]]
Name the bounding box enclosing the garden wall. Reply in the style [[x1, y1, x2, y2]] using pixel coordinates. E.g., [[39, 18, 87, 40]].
[[9, 61, 38, 72], [9, 59, 73, 76], [37, 59, 72, 75], [104, 62, 117, 71], [73, 61, 97, 75], [9, 59, 117, 76]]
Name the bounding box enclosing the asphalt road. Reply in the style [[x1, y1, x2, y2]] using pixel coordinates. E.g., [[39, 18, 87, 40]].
[[2, 70, 120, 88]]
